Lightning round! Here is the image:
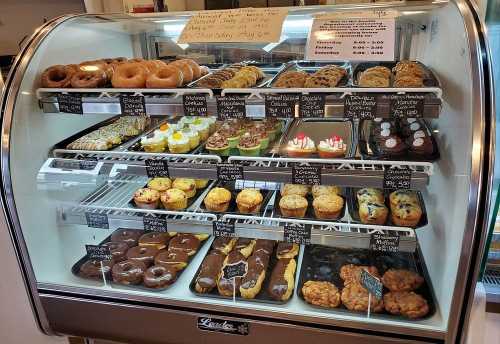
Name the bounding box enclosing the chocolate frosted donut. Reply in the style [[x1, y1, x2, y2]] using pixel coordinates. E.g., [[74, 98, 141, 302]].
[[168, 234, 200, 256], [126, 246, 159, 267], [79, 259, 113, 280], [143, 265, 177, 289], [111, 229, 144, 248], [41, 65, 75, 88], [138, 232, 170, 250], [112, 259, 146, 285], [155, 250, 189, 270], [102, 241, 128, 262]]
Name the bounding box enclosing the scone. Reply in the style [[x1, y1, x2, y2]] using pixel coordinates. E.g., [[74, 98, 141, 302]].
[[341, 282, 384, 312], [390, 202, 422, 227], [147, 177, 172, 193], [384, 291, 429, 319], [382, 269, 424, 292], [204, 187, 232, 212], [358, 66, 391, 87], [236, 188, 264, 214], [160, 188, 188, 210], [133, 188, 160, 209], [389, 190, 419, 207], [302, 281, 341, 308], [311, 185, 341, 199], [359, 202, 389, 225], [357, 188, 385, 205], [340, 264, 380, 285], [281, 184, 310, 197], [172, 178, 196, 198], [312, 194, 344, 220], [279, 194, 308, 218]]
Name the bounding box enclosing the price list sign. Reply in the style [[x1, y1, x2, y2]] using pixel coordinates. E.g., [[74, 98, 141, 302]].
[[213, 221, 236, 237], [143, 215, 168, 233], [183, 94, 208, 116], [370, 233, 400, 253], [283, 223, 311, 245], [344, 94, 378, 119], [119, 95, 146, 116], [292, 165, 322, 185], [383, 167, 412, 189], [217, 163, 244, 182], [145, 159, 169, 178], [57, 93, 83, 114], [389, 94, 425, 118], [265, 94, 299, 118], [216, 95, 246, 120], [299, 94, 325, 118]]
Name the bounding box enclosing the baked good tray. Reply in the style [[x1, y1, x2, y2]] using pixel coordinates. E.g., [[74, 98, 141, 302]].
[[189, 241, 296, 305], [347, 188, 428, 229], [268, 61, 353, 88], [358, 119, 440, 162], [71, 231, 208, 292], [296, 245, 436, 320]]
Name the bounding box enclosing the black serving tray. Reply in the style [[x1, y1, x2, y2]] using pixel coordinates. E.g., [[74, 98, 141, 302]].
[[189, 240, 296, 304], [347, 188, 428, 229], [297, 245, 436, 320], [72, 230, 208, 291]]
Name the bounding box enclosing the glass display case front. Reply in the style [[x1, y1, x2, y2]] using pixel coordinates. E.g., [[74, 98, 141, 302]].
[[0, 1, 494, 343]]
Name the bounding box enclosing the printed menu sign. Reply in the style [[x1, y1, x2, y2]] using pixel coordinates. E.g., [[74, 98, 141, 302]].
[[119, 95, 146, 116], [57, 93, 83, 114], [85, 212, 109, 229], [85, 245, 112, 261], [292, 165, 322, 185], [265, 94, 300, 118], [344, 94, 378, 119], [145, 159, 169, 178], [370, 233, 400, 253], [383, 167, 412, 189], [306, 11, 396, 61], [284, 223, 311, 245], [178, 8, 288, 43], [217, 163, 244, 182], [143, 215, 168, 233], [183, 94, 208, 116], [299, 94, 326, 118], [213, 221, 236, 237], [223, 261, 248, 279], [389, 94, 425, 118], [360, 269, 383, 300], [217, 95, 246, 120]]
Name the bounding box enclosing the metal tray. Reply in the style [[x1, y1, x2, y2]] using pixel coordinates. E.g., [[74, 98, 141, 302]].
[[278, 118, 356, 159], [71, 230, 208, 291], [358, 119, 440, 162], [189, 240, 296, 304], [198, 181, 275, 216], [296, 245, 436, 320], [347, 188, 428, 228]]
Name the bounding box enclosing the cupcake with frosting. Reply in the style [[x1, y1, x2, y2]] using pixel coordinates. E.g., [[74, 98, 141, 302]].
[[237, 132, 261, 156], [181, 127, 200, 149], [206, 132, 230, 156], [141, 132, 166, 153], [154, 123, 174, 147], [317, 135, 347, 158], [190, 118, 210, 141], [286, 132, 316, 158], [206, 116, 217, 134], [217, 124, 240, 148], [167, 131, 190, 153]]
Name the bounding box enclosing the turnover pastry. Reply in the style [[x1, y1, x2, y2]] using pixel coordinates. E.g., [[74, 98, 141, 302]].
[[358, 66, 391, 87]]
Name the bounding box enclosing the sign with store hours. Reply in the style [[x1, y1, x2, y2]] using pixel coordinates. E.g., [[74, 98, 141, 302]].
[[223, 261, 248, 279], [306, 11, 395, 61], [57, 93, 83, 114], [85, 245, 112, 261], [183, 94, 208, 116], [265, 94, 299, 118], [299, 94, 325, 118], [213, 221, 236, 237], [284, 223, 311, 245], [344, 94, 378, 119], [370, 233, 399, 253], [389, 94, 425, 118], [119, 95, 146, 116], [85, 212, 109, 229], [145, 159, 169, 178], [143, 215, 168, 232], [383, 167, 412, 189], [216, 95, 246, 120], [292, 165, 321, 185], [217, 163, 244, 182], [360, 269, 383, 300]]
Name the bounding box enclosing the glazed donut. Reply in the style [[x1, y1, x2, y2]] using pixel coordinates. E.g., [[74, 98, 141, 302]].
[[200, 66, 210, 76], [111, 229, 144, 247], [141, 60, 162, 74], [180, 59, 201, 80], [129, 58, 145, 63], [143, 265, 177, 289], [41, 65, 75, 88], [79, 59, 107, 72], [112, 259, 146, 285], [70, 70, 107, 88], [111, 62, 148, 88], [146, 65, 183, 88], [169, 60, 193, 84], [168, 233, 200, 256], [126, 245, 159, 267]]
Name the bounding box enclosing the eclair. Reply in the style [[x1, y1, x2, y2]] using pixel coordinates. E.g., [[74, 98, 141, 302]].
[[268, 258, 297, 301]]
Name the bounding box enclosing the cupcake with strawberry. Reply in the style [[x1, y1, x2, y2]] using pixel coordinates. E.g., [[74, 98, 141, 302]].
[[317, 135, 347, 158], [286, 132, 316, 158]]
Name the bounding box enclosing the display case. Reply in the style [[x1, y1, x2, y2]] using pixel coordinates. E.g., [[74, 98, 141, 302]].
[[0, 1, 495, 343]]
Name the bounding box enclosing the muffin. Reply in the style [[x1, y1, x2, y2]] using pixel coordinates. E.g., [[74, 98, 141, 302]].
[[237, 132, 261, 156], [167, 131, 191, 153], [236, 188, 264, 214], [206, 133, 230, 156], [312, 194, 344, 220], [281, 184, 310, 197], [311, 185, 341, 199], [390, 202, 422, 227], [172, 178, 196, 198], [279, 194, 308, 218], [194, 179, 209, 189], [389, 190, 419, 207], [133, 188, 160, 209], [340, 264, 380, 285], [286, 133, 316, 158], [204, 187, 232, 212], [160, 188, 188, 210], [147, 177, 172, 193], [356, 188, 385, 205], [359, 202, 389, 225]]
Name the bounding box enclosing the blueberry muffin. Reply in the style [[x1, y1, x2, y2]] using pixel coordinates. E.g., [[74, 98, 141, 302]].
[[356, 188, 385, 205], [391, 202, 422, 227], [389, 190, 419, 207], [359, 202, 389, 225]]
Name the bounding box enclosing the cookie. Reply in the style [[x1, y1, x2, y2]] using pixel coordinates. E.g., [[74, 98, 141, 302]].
[[383, 291, 429, 319], [341, 282, 384, 312], [381, 269, 424, 292], [302, 281, 341, 308], [340, 264, 380, 285]]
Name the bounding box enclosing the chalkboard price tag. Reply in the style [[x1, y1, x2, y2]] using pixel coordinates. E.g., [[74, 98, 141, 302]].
[[85, 245, 112, 261], [79, 157, 98, 171], [383, 167, 412, 189], [390, 93, 425, 118], [213, 221, 236, 237], [265, 93, 299, 118], [370, 233, 400, 253], [283, 223, 311, 245], [360, 269, 383, 300], [183, 94, 208, 116], [85, 212, 109, 229], [143, 215, 168, 232], [344, 94, 378, 119], [299, 94, 325, 118], [119, 95, 146, 116], [57, 93, 83, 114], [292, 165, 321, 185], [216, 95, 246, 120], [223, 261, 248, 279], [145, 159, 169, 178], [217, 163, 244, 182]]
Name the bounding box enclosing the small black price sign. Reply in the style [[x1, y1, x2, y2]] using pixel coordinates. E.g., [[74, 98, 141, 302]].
[[283, 223, 311, 245], [85, 245, 112, 261], [79, 157, 98, 171], [119, 95, 146, 116], [265, 93, 300, 118], [217, 163, 244, 182], [292, 165, 321, 185], [145, 159, 169, 178], [223, 261, 248, 279], [360, 269, 383, 300], [143, 215, 168, 232], [183, 94, 208, 116], [383, 167, 412, 189], [299, 94, 325, 118], [216, 95, 246, 120], [344, 94, 378, 119], [370, 233, 400, 253], [390, 93, 425, 118], [57, 93, 83, 114], [213, 221, 236, 237], [85, 212, 109, 229]]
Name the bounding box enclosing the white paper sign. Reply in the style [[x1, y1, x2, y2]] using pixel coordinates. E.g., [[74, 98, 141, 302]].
[[306, 11, 395, 61]]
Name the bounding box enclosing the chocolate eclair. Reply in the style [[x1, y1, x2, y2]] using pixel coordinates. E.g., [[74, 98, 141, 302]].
[[212, 237, 237, 255], [195, 251, 226, 293], [240, 252, 271, 299], [268, 258, 297, 301], [276, 242, 299, 259], [234, 238, 256, 258], [254, 239, 275, 255], [217, 251, 247, 297]]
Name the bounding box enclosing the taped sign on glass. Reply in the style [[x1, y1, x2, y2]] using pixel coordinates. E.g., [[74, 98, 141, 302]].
[[383, 167, 412, 189], [292, 165, 321, 185], [299, 94, 325, 118], [57, 93, 83, 114], [344, 94, 377, 119], [216, 95, 246, 120], [265, 94, 299, 118], [183, 94, 208, 116], [389, 94, 425, 118], [370, 233, 399, 253], [119, 95, 146, 116], [86, 245, 112, 261]]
